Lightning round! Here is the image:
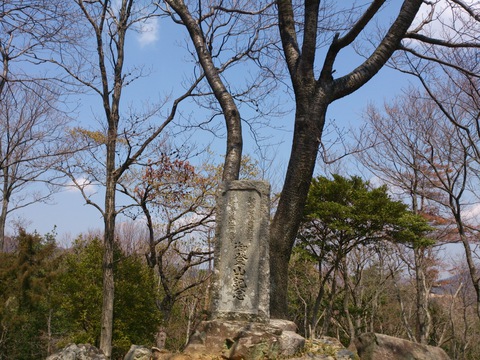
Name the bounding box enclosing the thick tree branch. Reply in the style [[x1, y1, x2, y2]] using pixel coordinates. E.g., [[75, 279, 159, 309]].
[[276, 0, 300, 84], [332, 0, 423, 100], [320, 0, 386, 81], [299, 0, 320, 80]]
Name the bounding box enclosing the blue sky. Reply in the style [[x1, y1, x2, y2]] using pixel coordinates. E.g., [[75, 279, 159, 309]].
[[16, 4, 424, 244]]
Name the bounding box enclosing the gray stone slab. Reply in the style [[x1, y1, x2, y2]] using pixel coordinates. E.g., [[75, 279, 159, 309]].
[[210, 180, 270, 322]]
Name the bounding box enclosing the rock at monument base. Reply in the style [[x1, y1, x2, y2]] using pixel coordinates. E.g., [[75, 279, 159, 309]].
[[123, 345, 152, 360], [355, 333, 451, 360], [184, 319, 305, 359], [289, 337, 357, 360], [45, 343, 107, 360]]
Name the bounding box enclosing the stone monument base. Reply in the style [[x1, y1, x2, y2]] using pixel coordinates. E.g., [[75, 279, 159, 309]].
[[183, 319, 305, 359]]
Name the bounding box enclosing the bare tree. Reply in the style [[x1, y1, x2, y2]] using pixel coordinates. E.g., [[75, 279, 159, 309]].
[[162, 0, 447, 320], [160, 0, 480, 319], [391, 5, 480, 318], [0, 83, 69, 251], [420, 111, 480, 320], [0, 0, 73, 96], [44, 0, 202, 356], [0, 1, 76, 251], [357, 86, 480, 341], [269, 0, 431, 317], [356, 90, 447, 343], [160, 0, 280, 181], [119, 151, 216, 323]]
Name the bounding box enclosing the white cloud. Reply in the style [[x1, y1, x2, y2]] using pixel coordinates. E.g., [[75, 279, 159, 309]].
[[412, 0, 479, 38], [66, 177, 97, 194], [138, 17, 159, 47], [463, 203, 480, 225]]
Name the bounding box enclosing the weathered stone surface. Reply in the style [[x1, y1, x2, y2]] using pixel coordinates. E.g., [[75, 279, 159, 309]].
[[184, 319, 305, 359], [355, 333, 450, 360], [123, 345, 152, 360], [270, 318, 298, 332], [279, 331, 306, 357], [46, 343, 107, 360], [151, 347, 196, 360], [211, 180, 270, 322], [289, 337, 357, 360], [152, 352, 208, 360], [128, 335, 359, 360]]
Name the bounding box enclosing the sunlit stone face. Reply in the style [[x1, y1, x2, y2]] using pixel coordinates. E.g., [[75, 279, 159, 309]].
[[210, 180, 270, 322]]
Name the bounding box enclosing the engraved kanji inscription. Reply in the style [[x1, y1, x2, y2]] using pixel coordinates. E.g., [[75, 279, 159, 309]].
[[233, 242, 248, 300]]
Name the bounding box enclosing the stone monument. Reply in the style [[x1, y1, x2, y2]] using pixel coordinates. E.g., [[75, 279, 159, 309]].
[[210, 180, 270, 322], [183, 180, 305, 359]]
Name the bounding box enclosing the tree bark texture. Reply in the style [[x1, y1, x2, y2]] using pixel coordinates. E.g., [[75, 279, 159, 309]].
[[164, 0, 243, 181], [414, 247, 431, 344], [270, 0, 424, 318], [99, 144, 118, 358], [0, 167, 9, 252]]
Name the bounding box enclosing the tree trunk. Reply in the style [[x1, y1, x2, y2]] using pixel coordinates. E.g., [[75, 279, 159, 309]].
[[99, 216, 115, 358], [47, 308, 53, 355], [0, 168, 9, 251], [391, 266, 415, 342], [414, 247, 431, 344], [459, 232, 480, 319], [451, 196, 480, 319], [342, 258, 356, 347], [310, 263, 335, 336], [270, 104, 326, 318], [99, 163, 117, 358], [321, 266, 339, 336], [164, 0, 243, 181], [99, 111, 119, 357]]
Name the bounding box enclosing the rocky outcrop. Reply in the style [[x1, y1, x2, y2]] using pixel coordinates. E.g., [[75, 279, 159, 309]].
[[46, 343, 107, 360], [182, 319, 305, 359], [46, 335, 359, 360], [153, 335, 358, 360], [48, 333, 451, 360], [355, 333, 451, 360]]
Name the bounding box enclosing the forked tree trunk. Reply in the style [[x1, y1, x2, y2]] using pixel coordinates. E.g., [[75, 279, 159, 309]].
[[269, 0, 423, 319]]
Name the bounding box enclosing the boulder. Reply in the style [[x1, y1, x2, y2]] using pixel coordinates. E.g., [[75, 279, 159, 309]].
[[355, 333, 451, 360], [46, 343, 107, 360], [183, 319, 305, 359], [123, 345, 152, 360], [279, 331, 306, 357]]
